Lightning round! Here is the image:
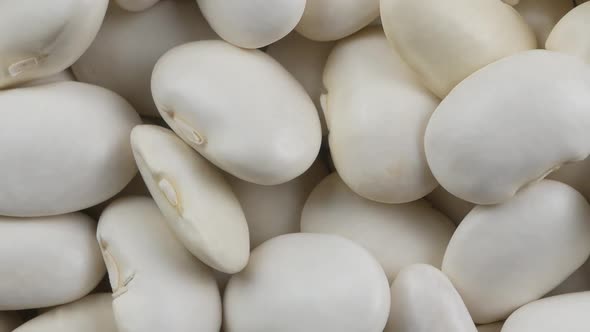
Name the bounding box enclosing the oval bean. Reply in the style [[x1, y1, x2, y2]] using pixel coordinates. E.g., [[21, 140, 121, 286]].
[[0, 82, 141, 216], [152, 40, 321, 185], [131, 125, 250, 273], [425, 50, 590, 204], [323, 27, 439, 203], [224, 233, 390, 332], [0, 213, 105, 310], [443, 180, 590, 323]]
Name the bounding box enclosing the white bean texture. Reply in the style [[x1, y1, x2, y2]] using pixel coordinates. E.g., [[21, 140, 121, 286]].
[[443, 180, 590, 323], [152, 40, 322, 185], [131, 125, 250, 273], [97, 196, 221, 332], [425, 50, 590, 205], [0, 213, 105, 310], [224, 233, 390, 332], [323, 27, 439, 203], [0, 82, 141, 217]]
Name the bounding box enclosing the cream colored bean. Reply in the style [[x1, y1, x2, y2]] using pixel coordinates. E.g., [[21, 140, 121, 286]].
[[477, 322, 503, 332], [266, 32, 334, 135], [0, 0, 107, 88], [197, 0, 305, 48], [97, 196, 221, 332], [131, 125, 250, 273], [152, 40, 321, 185], [301, 173, 455, 283], [13, 294, 116, 332], [385, 264, 477, 332], [380, 0, 535, 97], [73, 1, 217, 117], [502, 292, 590, 332], [0, 213, 105, 310], [323, 27, 439, 203], [426, 187, 474, 225], [443, 180, 590, 323], [227, 159, 328, 249], [0, 312, 22, 332], [116, 0, 159, 12], [224, 233, 390, 332], [425, 50, 590, 205], [514, 0, 573, 45], [546, 2, 590, 62], [0, 82, 140, 217], [295, 0, 379, 41]]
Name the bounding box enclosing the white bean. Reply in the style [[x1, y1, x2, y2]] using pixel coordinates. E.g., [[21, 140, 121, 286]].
[[385, 264, 477, 332], [0, 82, 140, 217], [97, 196, 221, 332], [131, 124, 250, 273], [425, 50, 590, 205], [224, 233, 390, 332], [323, 27, 439, 203], [443, 180, 590, 323], [152, 40, 322, 185], [0, 213, 105, 310]]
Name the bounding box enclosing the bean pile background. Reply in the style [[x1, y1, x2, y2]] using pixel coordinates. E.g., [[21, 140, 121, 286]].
[[1, 0, 590, 331]]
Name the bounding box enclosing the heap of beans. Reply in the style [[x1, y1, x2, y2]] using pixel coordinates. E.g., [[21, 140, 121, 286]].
[[1, 0, 590, 331]]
